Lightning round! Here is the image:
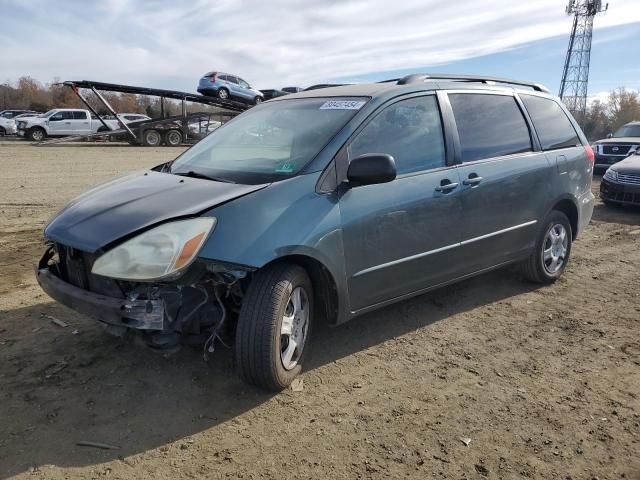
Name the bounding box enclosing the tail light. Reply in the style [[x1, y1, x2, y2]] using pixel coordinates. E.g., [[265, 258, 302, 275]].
[[210, 73, 217, 82], [584, 145, 595, 167]]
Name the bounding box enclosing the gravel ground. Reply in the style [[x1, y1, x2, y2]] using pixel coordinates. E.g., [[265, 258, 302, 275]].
[[0, 139, 639, 479]]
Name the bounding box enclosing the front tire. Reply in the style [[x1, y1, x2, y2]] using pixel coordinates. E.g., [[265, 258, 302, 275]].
[[235, 264, 313, 391], [254, 96, 263, 105], [28, 127, 46, 142], [521, 211, 572, 284]]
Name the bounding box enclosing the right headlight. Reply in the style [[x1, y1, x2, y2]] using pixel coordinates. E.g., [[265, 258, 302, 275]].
[[603, 167, 618, 182], [91, 217, 216, 281]]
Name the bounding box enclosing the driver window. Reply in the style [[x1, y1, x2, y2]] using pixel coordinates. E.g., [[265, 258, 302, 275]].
[[348, 96, 445, 175], [50, 112, 64, 121]]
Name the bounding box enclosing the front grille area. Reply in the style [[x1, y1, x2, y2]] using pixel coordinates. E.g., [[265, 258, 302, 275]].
[[601, 182, 640, 206], [53, 243, 125, 298], [617, 172, 640, 185], [602, 145, 632, 155]]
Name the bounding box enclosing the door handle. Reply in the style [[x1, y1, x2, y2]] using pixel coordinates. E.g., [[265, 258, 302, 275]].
[[64, 122, 71, 124], [435, 181, 459, 193], [463, 176, 483, 186]]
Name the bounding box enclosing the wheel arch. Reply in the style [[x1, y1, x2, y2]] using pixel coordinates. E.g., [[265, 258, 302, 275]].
[[549, 196, 579, 240], [260, 254, 341, 326]]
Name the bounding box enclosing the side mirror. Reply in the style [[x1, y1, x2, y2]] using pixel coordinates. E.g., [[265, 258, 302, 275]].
[[347, 154, 396, 187], [607, 133, 613, 138]]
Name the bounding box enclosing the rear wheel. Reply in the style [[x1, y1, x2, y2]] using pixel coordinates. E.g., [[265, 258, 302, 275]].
[[28, 127, 46, 142], [521, 210, 572, 284], [164, 129, 183, 146], [217, 88, 229, 100], [142, 129, 162, 147], [235, 264, 313, 391]]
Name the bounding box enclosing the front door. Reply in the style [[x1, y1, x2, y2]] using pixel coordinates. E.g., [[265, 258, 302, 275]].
[[47, 111, 69, 135], [339, 94, 463, 312]]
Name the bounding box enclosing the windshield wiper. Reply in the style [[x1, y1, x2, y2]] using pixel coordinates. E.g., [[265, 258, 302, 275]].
[[173, 170, 235, 184]]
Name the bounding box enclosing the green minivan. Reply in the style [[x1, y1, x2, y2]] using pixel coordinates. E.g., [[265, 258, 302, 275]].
[[36, 74, 595, 390]]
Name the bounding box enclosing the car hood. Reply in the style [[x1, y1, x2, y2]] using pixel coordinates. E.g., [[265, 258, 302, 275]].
[[594, 137, 640, 145], [20, 117, 45, 126], [45, 170, 268, 252], [610, 154, 640, 174]]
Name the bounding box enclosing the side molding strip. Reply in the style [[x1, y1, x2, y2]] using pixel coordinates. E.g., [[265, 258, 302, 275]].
[[352, 220, 537, 278]]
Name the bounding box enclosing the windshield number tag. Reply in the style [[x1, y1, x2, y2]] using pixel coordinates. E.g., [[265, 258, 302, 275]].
[[276, 162, 295, 173], [320, 100, 366, 110]]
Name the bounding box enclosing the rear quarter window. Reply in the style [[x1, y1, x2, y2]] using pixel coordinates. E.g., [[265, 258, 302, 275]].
[[520, 95, 581, 150], [448, 93, 532, 162]]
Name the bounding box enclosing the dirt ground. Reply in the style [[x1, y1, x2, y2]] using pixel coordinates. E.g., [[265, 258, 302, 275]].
[[0, 138, 639, 480]]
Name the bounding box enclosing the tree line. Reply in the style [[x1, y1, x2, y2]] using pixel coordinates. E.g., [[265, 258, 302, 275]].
[[2, 76, 639, 141]]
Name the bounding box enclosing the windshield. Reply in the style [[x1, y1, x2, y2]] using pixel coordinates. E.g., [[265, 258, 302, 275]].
[[42, 110, 58, 118], [613, 124, 640, 138], [170, 97, 367, 184]]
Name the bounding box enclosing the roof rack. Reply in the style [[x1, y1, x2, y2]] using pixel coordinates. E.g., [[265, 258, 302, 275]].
[[395, 73, 550, 93]]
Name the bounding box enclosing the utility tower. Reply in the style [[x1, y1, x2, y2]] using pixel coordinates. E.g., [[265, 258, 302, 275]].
[[559, 0, 608, 122]]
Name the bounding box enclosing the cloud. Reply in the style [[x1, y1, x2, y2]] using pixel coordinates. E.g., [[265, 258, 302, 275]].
[[0, 0, 638, 91]]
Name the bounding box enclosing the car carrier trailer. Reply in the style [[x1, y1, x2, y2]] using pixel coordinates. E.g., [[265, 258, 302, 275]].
[[37, 80, 251, 146]]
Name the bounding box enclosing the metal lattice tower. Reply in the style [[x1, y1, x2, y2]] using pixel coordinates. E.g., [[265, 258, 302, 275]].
[[559, 0, 608, 122]]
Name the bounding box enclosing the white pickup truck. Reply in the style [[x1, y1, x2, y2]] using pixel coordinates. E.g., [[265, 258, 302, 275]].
[[16, 108, 150, 141]]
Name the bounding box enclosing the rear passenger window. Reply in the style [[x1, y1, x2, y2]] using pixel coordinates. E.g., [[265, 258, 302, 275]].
[[73, 111, 88, 120], [520, 95, 581, 150], [348, 96, 446, 175], [449, 93, 532, 162]]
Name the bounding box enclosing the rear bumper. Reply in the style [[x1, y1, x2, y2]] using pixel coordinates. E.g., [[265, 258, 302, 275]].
[[576, 189, 595, 236], [600, 178, 640, 206], [35, 265, 165, 330]]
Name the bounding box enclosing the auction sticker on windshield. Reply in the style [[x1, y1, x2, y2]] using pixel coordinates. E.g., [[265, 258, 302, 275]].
[[320, 100, 366, 110]]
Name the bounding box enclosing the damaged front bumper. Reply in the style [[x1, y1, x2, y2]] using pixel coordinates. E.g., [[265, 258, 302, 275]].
[[35, 244, 252, 339], [36, 265, 166, 330]]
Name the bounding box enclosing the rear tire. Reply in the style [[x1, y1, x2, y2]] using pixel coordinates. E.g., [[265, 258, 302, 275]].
[[28, 127, 46, 142], [217, 88, 229, 100], [235, 264, 313, 391], [164, 129, 183, 146], [521, 210, 572, 284], [142, 129, 162, 147]]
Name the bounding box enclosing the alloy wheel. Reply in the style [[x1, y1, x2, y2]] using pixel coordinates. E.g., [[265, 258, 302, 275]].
[[280, 286, 309, 370], [542, 223, 568, 274]]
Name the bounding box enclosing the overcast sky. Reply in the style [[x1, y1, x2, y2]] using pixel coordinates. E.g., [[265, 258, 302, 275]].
[[1, 0, 638, 95]]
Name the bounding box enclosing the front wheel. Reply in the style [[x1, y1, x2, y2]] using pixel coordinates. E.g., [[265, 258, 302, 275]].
[[235, 264, 313, 391], [28, 127, 46, 142], [521, 211, 572, 284], [254, 96, 263, 105]]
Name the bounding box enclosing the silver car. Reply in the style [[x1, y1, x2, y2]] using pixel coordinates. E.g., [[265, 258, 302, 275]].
[[197, 72, 264, 105]]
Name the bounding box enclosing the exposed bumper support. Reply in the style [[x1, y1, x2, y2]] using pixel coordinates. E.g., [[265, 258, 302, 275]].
[[35, 266, 165, 330]]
